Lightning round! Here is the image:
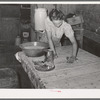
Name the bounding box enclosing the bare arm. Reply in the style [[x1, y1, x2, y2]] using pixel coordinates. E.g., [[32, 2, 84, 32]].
[[66, 35, 78, 63], [64, 23, 78, 59], [69, 35, 78, 57], [46, 31, 57, 55]]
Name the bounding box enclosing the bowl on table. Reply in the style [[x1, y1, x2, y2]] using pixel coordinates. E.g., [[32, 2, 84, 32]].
[[19, 41, 49, 57]]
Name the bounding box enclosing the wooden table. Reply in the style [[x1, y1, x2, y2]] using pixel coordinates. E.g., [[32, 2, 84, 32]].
[[18, 46, 100, 89]]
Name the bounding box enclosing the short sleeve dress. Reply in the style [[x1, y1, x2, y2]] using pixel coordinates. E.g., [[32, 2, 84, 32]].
[[39, 17, 74, 47]]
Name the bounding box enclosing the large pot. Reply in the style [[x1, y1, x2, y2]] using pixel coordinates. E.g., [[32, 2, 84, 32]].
[[19, 41, 49, 57]]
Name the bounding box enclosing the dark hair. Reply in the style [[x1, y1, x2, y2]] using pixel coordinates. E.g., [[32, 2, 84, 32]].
[[49, 9, 65, 21]]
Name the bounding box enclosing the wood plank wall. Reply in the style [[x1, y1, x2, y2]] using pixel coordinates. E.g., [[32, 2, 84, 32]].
[[3, 4, 100, 44], [0, 4, 77, 44], [0, 5, 20, 45], [76, 4, 100, 33], [36, 4, 76, 15]]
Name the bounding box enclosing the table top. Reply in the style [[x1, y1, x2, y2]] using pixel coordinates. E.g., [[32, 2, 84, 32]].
[[18, 46, 100, 89]]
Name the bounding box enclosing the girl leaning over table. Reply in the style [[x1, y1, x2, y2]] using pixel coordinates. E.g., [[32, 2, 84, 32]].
[[38, 9, 78, 63]]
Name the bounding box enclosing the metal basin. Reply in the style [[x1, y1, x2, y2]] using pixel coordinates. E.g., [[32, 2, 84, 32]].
[[19, 41, 49, 57]]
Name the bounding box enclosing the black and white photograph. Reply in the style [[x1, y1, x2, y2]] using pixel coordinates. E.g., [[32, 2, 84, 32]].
[[0, 0, 100, 98]]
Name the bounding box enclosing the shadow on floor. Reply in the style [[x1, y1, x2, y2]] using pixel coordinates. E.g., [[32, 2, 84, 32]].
[[0, 45, 32, 88]]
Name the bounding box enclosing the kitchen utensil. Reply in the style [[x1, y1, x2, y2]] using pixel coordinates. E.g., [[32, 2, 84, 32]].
[[45, 49, 54, 63], [19, 41, 49, 57], [33, 61, 55, 71]]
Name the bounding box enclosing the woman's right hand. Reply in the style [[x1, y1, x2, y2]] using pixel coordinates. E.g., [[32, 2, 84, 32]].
[[54, 53, 58, 59], [66, 56, 77, 63]]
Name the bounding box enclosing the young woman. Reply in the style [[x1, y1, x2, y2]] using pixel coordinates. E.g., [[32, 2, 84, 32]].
[[39, 9, 78, 63]]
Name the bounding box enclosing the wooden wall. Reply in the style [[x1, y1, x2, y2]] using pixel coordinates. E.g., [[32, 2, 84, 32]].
[[36, 4, 100, 37], [0, 4, 77, 44], [0, 4, 20, 45], [1, 4, 100, 44], [75, 4, 100, 56], [75, 4, 100, 33], [36, 4, 76, 15], [35, 4, 100, 34]]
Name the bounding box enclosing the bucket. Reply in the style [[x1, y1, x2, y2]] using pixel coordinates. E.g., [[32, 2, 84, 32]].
[[34, 8, 47, 31]]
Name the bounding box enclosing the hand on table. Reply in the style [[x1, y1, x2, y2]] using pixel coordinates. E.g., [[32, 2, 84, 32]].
[[54, 53, 58, 59], [66, 56, 77, 63]]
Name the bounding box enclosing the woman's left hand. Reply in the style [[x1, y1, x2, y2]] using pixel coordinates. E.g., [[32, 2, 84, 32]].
[[66, 56, 76, 63]]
